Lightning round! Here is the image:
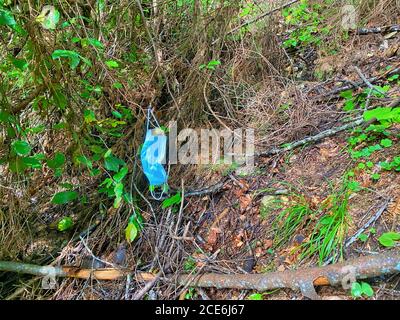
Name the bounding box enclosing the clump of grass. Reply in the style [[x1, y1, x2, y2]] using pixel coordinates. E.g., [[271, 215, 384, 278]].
[[300, 181, 351, 265], [273, 181, 351, 265], [273, 195, 313, 248]]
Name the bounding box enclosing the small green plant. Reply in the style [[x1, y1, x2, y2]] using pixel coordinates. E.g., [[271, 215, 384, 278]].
[[199, 59, 221, 71], [378, 232, 400, 248], [273, 195, 312, 247], [57, 216, 74, 231], [351, 281, 374, 299], [162, 192, 182, 209], [183, 256, 196, 272], [125, 211, 144, 243], [300, 180, 351, 264], [281, 0, 328, 49], [247, 293, 263, 300], [52, 190, 78, 204], [184, 288, 198, 300]]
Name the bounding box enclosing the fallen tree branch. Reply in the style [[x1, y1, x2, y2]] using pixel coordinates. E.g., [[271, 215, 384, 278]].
[[179, 250, 400, 299], [355, 25, 400, 35], [1, 251, 399, 300], [344, 200, 389, 248], [318, 65, 400, 99], [257, 117, 364, 157], [353, 66, 387, 97]]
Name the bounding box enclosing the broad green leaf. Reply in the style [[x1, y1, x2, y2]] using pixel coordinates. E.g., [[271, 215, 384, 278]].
[[125, 222, 138, 243], [36, 6, 60, 30], [113, 166, 128, 182], [12, 140, 31, 156], [52, 191, 78, 204], [22, 157, 42, 169], [86, 37, 104, 49], [363, 107, 400, 122], [104, 154, 124, 172], [378, 232, 400, 247], [113, 82, 123, 89], [10, 57, 28, 70], [340, 90, 353, 100], [0, 9, 16, 26], [77, 155, 93, 169], [113, 182, 124, 208], [105, 60, 119, 68], [52, 49, 81, 69], [47, 152, 65, 169], [370, 173, 380, 181], [351, 282, 362, 298], [161, 192, 182, 209], [53, 87, 67, 109], [380, 138, 393, 148], [360, 282, 374, 297], [358, 233, 368, 242], [57, 216, 73, 231], [248, 293, 263, 300], [84, 109, 96, 123]]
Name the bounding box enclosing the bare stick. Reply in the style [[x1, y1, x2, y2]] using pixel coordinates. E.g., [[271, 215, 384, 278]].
[[353, 66, 387, 97], [257, 117, 364, 157], [356, 25, 400, 35], [2, 251, 399, 300], [344, 200, 389, 248], [318, 66, 400, 99], [132, 270, 162, 300]]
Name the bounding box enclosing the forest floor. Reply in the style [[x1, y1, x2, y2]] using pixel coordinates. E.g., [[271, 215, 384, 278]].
[[1, 2, 399, 301]]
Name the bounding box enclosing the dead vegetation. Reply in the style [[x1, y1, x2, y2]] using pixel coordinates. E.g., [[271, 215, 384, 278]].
[[0, 0, 400, 300]]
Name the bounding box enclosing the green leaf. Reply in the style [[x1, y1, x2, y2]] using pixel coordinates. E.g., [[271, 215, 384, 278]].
[[10, 57, 28, 70], [12, 140, 31, 156], [340, 90, 353, 100], [84, 109, 96, 123], [357, 163, 366, 170], [52, 86, 67, 109], [380, 138, 393, 148], [0, 9, 16, 26], [77, 155, 93, 169], [364, 107, 400, 122], [358, 233, 368, 242], [370, 173, 380, 181], [161, 192, 182, 209], [47, 152, 66, 169], [378, 232, 400, 247], [22, 157, 42, 169], [57, 216, 73, 231], [248, 293, 263, 300], [125, 222, 138, 243], [360, 282, 374, 297], [52, 191, 78, 204], [105, 60, 119, 69], [86, 37, 104, 49], [113, 166, 128, 182], [36, 6, 60, 30], [52, 49, 81, 69], [113, 182, 124, 208], [343, 100, 355, 111], [351, 282, 362, 298], [104, 154, 124, 172], [113, 82, 123, 89]]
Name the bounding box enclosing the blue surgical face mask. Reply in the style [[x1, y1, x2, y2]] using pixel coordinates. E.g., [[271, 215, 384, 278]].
[[140, 129, 168, 188]]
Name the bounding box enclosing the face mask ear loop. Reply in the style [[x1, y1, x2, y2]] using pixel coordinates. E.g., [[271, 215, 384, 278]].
[[150, 187, 165, 201]]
